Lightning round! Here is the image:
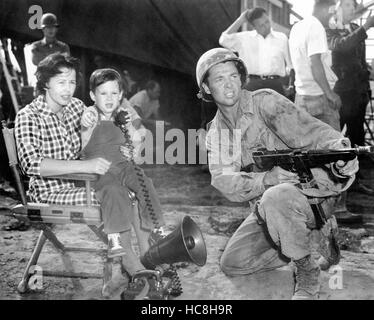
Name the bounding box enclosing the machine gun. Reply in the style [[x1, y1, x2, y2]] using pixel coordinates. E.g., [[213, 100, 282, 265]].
[[252, 146, 374, 228], [251, 146, 373, 267]]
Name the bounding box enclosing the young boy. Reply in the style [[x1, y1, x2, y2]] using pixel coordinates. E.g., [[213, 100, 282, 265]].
[[80, 68, 165, 275]]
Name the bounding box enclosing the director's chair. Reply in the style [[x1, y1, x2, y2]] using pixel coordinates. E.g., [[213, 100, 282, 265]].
[[1, 121, 137, 294]]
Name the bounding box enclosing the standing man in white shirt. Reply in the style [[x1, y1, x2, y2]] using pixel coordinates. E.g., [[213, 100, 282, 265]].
[[129, 80, 161, 121], [289, 0, 341, 131], [219, 7, 294, 97]]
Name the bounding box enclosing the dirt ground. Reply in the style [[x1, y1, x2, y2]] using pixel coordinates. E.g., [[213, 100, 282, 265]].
[[1, 164, 374, 300]]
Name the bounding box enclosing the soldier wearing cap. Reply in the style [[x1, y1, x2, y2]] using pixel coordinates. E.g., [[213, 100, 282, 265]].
[[30, 13, 70, 66], [196, 47, 358, 299]]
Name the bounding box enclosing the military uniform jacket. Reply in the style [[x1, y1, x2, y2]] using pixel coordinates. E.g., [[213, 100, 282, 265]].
[[205, 89, 354, 203], [30, 39, 70, 66]]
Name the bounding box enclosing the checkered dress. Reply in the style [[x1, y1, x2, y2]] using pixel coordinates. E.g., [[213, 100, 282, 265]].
[[14, 95, 99, 205]]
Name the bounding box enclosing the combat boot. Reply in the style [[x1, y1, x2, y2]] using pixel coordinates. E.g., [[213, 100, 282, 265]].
[[292, 255, 320, 300]]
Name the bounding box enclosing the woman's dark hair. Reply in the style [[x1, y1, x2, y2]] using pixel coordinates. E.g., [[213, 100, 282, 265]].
[[35, 52, 81, 95], [247, 7, 267, 25], [89, 68, 123, 92]]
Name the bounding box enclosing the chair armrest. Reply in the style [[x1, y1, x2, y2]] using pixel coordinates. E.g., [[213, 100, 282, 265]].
[[48, 173, 99, 181]]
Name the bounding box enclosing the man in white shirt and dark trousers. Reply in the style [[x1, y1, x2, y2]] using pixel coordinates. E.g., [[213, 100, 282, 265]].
[[219, 7, 294, 97], [289, 0, 361, 225]]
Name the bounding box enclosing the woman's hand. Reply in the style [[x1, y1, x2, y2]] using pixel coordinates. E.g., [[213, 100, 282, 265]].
[[81, 107, 98, 128], [85, 158, 111, 175]]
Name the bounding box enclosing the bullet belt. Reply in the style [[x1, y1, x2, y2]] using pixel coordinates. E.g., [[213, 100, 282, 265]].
[[249, 74, 281, 80]]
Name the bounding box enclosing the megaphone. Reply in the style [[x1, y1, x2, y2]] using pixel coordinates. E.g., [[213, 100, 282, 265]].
[[141, 215, 207, 269]]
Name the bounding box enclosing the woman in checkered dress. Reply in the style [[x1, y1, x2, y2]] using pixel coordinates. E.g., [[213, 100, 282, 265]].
[[15, 53, 111, 205], [14, 53, 157, 292]]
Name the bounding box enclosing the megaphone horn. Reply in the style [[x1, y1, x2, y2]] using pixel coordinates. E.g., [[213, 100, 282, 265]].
[[141, 215, 207, 269]]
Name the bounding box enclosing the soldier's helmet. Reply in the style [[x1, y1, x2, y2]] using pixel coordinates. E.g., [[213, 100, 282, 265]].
[[41, 13, 59, 28], [195, 48, 247, 101]]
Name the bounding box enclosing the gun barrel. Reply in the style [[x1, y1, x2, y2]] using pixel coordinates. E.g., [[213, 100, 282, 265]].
[[305, 146, 374, 157], [252, 146, 374, 172], [353, 146, 374, 154]]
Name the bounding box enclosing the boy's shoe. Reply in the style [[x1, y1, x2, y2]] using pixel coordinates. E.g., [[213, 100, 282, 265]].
[[107, 233, 126, 259]]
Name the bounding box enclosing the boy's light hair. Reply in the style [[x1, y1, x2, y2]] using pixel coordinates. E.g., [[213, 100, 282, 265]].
[[89, 68, 123, 92]]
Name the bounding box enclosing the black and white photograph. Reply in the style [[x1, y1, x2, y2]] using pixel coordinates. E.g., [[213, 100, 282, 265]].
[[0, 0, 374, 304]]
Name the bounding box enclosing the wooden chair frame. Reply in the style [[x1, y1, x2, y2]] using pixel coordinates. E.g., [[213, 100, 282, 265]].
[[1, 121, 119, 294]]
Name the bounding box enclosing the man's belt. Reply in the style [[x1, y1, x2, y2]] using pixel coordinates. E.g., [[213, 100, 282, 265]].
[[249, 74, 281, 80]]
